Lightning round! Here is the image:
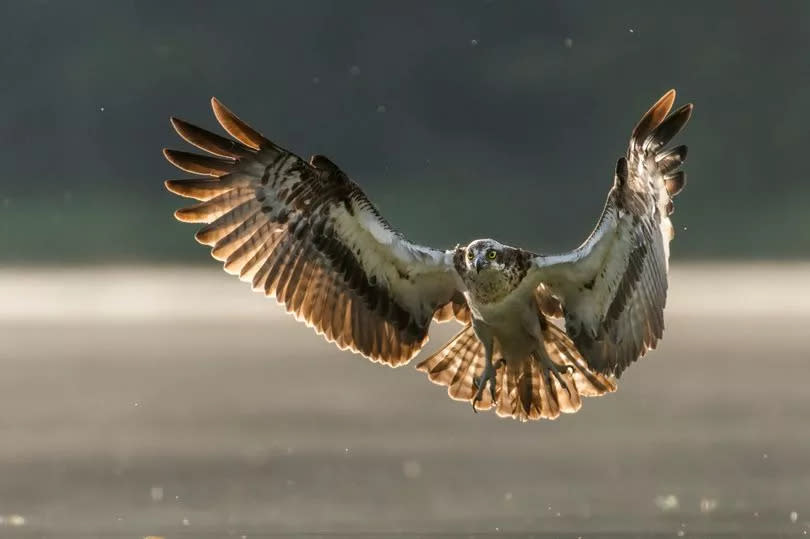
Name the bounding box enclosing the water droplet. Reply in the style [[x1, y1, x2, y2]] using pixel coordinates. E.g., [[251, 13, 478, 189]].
[[676, 531, 685, 537], [700, 497, 718, 514], [182, 517, 190, 526], [791, 511, 799, 523], [470, 39, 479, 47], [7, 515, 26, 527], [564, 37, 573, 48], [402, 459, 422, 479], [100, 106, 105, 112], [133, 402, 140, 407], [762, 453, 768, 459], [655, 494, 680, 512], [349, 65, 360, 76], [629, 28, 635, 33]]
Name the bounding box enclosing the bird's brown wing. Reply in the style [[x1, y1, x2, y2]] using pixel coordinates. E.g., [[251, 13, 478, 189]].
[[529, 90, 692, 377], [164, 99, 467, 366]]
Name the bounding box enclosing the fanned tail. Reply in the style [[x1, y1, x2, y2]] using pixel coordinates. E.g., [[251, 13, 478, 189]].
[[416, 325, 486, 404], [416, 321, 616, 422]]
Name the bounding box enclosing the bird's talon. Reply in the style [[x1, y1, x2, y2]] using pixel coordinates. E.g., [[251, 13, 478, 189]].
[[471, 359, 502, 412]]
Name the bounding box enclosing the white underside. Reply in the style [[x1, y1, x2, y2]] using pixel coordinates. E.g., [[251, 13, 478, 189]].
[[466, 291, 541, 362]]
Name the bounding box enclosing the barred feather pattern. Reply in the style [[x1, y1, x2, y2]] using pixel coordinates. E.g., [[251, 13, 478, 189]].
[[165, 99, 467, 366], [416, 317, 616, 422], [530, 89, 692, 377]]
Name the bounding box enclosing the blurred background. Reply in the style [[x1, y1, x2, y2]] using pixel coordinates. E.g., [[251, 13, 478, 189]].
[[1, 1, 809, 537]]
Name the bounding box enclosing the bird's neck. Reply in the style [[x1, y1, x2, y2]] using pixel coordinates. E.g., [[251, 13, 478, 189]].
[[463, 269, 513, 304]]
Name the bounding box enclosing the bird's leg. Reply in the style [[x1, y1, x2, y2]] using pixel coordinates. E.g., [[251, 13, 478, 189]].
[[472, 335, 503, 411], [541, 355, 575, 376], [529, 316, 575, 378], [533, 346, 575, 396]]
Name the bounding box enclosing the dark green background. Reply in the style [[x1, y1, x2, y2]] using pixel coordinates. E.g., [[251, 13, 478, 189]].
[[2, 0, 807, 263]]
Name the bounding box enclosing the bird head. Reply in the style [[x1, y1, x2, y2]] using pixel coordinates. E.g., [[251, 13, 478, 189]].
[[465, 239, 507, 274]]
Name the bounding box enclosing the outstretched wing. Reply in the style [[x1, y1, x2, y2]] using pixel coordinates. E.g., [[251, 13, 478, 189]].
[[528, 90, 692, 377], [164, 99, 467, 366]]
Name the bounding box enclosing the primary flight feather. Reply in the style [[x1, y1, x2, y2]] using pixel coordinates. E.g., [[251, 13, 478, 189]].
[[164, 90, 692, 422]]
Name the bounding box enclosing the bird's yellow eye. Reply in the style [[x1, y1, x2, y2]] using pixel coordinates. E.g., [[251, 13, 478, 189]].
[[487, 250, 497, 260], [467, 251, 474, 260]]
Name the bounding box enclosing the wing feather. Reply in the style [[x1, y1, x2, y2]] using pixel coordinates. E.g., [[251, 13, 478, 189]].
[[529, 90, 692, 377], [165, 99, 468, 366]]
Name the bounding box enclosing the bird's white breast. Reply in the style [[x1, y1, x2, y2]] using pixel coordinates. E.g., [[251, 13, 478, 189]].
[[466, 290, 539, 359]]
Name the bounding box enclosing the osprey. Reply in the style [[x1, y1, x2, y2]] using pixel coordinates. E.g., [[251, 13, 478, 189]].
[[164, 90, 692, 422]]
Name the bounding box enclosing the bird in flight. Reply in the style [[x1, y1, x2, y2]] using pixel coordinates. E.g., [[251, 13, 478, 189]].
[[164, 90, 692, 422]]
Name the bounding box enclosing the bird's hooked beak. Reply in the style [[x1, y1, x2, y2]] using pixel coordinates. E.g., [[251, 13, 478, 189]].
[[474, 257, 486, 273]]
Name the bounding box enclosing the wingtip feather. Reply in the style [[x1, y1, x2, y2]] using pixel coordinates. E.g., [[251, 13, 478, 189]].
[[646, 103, 693, 151], [632, 90, 677, 144], [164, 179, 202, 199], [169, 115, 251, 159], [169, 116, 184, 133], [173, 207, 200, 223], [664, 171, 686, 197], [163, 148, 236, 176], [210, 97, 271, 150]]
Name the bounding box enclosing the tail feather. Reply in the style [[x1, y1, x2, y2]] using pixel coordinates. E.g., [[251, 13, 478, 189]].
[[416, 320, 617, 422], [448, 342, 479, 401], [544, 323, 617, 397], [416, 325, 496, 409]]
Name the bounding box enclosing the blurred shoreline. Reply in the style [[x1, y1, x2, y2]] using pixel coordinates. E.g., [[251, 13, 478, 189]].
[[1, 262, 808, 322]]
